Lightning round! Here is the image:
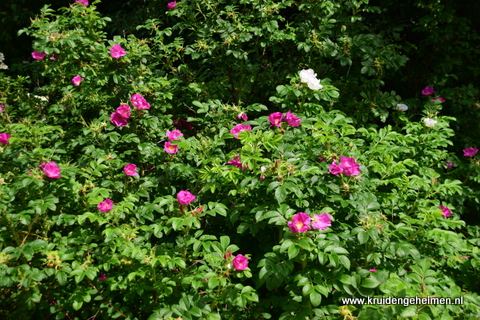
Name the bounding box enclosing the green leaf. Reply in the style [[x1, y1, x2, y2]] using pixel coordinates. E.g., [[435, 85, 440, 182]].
[[338, 255, 351, 270], [275, 186, 287, 203], [72, 299, 83, 311], [358, 231, 369, 244], [310, 291, 322, 307], [400, 306, 417, 318], [220, 236, 230, 250], [56, 271, 67, 285], [361, 277, 380, 288], [190, 307, 203, 317], [297, 237, 313, 251], [0, 275, 13, 287], [288, 244, 299, 260]]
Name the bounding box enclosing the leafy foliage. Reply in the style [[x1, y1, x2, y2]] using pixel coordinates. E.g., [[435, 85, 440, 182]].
[[1, 0, 480, 319]]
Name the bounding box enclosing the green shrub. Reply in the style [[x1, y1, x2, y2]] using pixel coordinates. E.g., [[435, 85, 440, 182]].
[[1, 1, 480, 319]]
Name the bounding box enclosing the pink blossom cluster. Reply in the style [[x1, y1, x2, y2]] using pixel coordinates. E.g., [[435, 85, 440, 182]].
[[0, 133, 12, 146], [98, 199, 114, 212], [177, 190, 196, 205], [167, 1, 177, 10], [123, 163, 138, 176], [268, 111, 301, 127], [110, 94, 150, 127], [110, 104, 131, 127], [131, 94, 150, 110], [421, 86, 434, 96], [439, 205, 451, 218], [232, 254, 249, 271], [72, 75, 84, 86], [31, 51, 56, 61], [164, 129, 183, 154], [421, 86, 445, 102], [227, 154, 248, 171], [31, 51, 46, 60], [75, 0, 89, 5], [230, 124, 252, 139], [431, 97, 445, 103], [39, 161, 61, 179], [463, 147, 478, 157], [237, 112, 248, 122], [287, 212, 332, 233], [328, 156, 360, 176], [110, 44, 126, 58]]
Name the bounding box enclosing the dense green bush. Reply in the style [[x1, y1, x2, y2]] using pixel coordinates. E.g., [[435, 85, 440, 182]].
[[1, 0, 480, 319]]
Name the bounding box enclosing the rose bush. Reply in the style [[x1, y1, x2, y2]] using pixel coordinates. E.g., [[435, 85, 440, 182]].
[[0, 1, 479, 319]]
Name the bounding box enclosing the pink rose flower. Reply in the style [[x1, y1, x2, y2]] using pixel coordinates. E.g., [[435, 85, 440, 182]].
[[237, 112, 248, 122], [285, 110, 301, 127], [439, 205, 451, 218], [110, 112, 128, 127], [116, 104, 131, 118], [98, 199, 114, 212], [444, 162, 454, 167], [339, 156, 360, 176], [123, 163, 138, 176], [232, 254, 249, 271], [43, 162, 61, 179], [431, 97, 445, 103], [130, 94, 151, 110], [75, 0, 89, 5], [268, 112, 284, 127], [312, 213, 331, 230], [0, 105, 3, 113], [166, 129, 183, 141], [287, 212, 311, 233], [421, 86, 434, 96], [167, 1, 177, 10], [230, 124, 252, 138], [328, 160, 343, 175], [463, 147, 478, 157], [369, 269, 377, 272], [177, 190, 196, 205], [227, 155, 248, 170], [50, 54, 56, 61], [0, 133, 12, 146], [164, 141, 178, 154], [72, 75, 84, 86], [32, 51, 46, 60], [110, 44, 126, 58]]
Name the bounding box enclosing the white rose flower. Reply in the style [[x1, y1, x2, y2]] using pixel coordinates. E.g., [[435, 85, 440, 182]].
[[424, 118, 437, 127], [34, 95, 49, 102], [299, 69, 323, 90], [396, 104, 408, 111], [299, 69, 317, 83], [307, 78, 323, 90]]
